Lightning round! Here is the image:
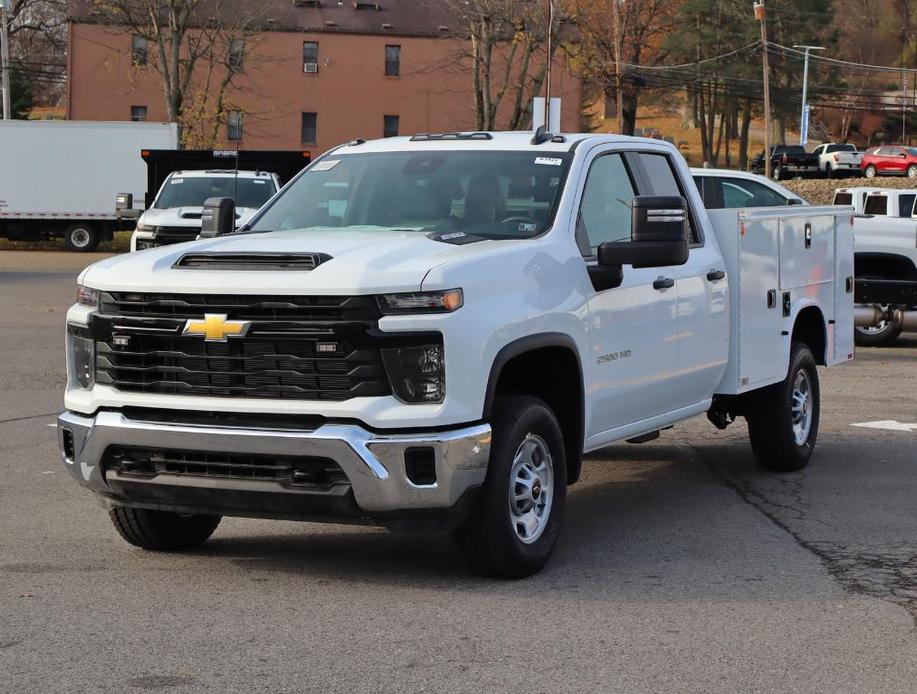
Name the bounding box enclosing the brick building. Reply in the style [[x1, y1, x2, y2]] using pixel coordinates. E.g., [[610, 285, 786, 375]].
[[65, 1, 583, 153]]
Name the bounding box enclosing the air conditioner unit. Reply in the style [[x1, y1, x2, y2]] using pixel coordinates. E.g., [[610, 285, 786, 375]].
[[304, 62, 318, 73]]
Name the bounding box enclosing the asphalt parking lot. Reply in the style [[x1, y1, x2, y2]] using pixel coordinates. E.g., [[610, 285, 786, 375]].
[[1, 251, 915, 693]]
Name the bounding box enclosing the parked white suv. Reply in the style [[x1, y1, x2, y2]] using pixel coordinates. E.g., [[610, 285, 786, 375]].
[[60, 132, 853, 578], [131, 169, 280, 251]]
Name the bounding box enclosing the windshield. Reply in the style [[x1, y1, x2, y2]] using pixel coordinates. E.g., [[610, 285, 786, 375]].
[[250, 151, 572, 239], [155, 176, 276, 210]]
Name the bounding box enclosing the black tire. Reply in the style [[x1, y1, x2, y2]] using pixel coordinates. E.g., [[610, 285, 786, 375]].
[[825, 163, 833, 179], [64, 223, 100, 252], [772, 164, 782, 181], [864, 164, 878, 179], [745, 342, 820, 472], [854, 312, 904, 347], [458, 395, 567, 579], [109, 506, 221, 551], [908, 165, 917, 179]]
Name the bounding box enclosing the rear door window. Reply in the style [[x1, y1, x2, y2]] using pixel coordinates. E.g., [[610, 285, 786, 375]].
[[898, 194, 916, 218], [864, 196, 888, 215]]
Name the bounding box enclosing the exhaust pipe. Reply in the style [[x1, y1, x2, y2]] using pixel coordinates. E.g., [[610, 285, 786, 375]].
[[893, 309, 917, 330], [854, 305, 886, 328], [855, 305, 917, 330]]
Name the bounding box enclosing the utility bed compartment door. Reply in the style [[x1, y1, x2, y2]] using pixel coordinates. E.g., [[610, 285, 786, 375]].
[[738, 218, 784, 389], [832, 214, 856, 365]]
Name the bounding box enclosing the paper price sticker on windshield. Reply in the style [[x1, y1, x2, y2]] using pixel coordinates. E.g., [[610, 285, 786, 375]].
[[534, 157, 563, 166], [311, 159, 340, 172]]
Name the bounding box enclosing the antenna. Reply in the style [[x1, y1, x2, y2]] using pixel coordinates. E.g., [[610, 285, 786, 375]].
[[543, 0, 555, 130]]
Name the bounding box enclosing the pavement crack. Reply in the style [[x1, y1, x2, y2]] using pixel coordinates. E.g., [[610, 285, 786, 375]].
[[0, 412, 58, 425], [685, 444, 917, 628]]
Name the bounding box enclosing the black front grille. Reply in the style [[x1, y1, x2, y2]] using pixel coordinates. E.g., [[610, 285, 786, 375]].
[[104, 446, 350, 489], [99, 292, 380, 321], [95, 328, 391, 400], [152, 226, 200, 245]]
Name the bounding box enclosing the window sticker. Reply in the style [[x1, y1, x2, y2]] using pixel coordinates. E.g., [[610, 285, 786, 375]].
[[534, 157, 563, 166], [253, 180, 267, 185], [170, 179, 184, 184], [311, 159, 340, 172]]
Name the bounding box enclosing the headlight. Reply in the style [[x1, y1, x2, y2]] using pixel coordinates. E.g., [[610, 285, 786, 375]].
[[135, 222, 158, 234], [76, 285, 99, 309], [377, 289, 463, 315], [67, 325, 95, 390], [382, 344, 445, 403]]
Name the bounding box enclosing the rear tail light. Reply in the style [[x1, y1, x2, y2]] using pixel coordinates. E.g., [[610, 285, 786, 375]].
[[782, 153, 788, 163], [834, 154, 839, 162]]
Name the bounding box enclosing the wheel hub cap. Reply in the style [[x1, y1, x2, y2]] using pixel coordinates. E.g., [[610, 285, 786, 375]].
[[791, 369, 813, 446], [509, 434, 553, 544]]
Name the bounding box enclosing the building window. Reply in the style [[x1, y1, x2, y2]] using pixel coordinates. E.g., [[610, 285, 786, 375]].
[[131, 35, 148, 66], [228, 39, 245, 72], [385, 44, 400, 76], [303, 41, 319, 73], [383, 115, 399, 138], [130, 106, 148, 122], [301, 112, 317, 144], [227, 110, 243, 141]]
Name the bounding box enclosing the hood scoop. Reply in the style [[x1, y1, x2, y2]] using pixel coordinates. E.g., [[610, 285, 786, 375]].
[[174, 252, 331, 271]]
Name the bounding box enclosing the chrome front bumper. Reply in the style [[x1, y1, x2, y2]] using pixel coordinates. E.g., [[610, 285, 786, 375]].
[[57, 410, 491, 523]]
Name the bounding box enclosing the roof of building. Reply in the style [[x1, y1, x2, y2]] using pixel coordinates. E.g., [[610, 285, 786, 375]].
[[68, 0, 457, 38]]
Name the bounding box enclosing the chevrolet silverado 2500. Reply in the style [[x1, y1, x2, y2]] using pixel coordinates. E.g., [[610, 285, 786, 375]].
[[58, 132, 854, 578]]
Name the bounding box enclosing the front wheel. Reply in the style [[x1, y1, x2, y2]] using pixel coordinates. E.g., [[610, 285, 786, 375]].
[[864, 164, 878, 179], [745, 342, 820, 472], [458, 395, 567, 579], [64, 223, 100, 252], [109, 506, 221, 551]]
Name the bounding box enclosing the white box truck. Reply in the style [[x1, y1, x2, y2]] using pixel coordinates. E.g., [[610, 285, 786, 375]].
[[0, 120, 178, 251]]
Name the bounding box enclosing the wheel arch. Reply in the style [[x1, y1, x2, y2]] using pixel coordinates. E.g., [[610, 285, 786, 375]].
[[792, 305, 828, 366], [483, 333, 585, 485]]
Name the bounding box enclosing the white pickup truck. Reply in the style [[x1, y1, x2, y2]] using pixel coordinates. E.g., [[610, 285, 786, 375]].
[[812, 143, 863, 177], [58, 132, 854, 578]]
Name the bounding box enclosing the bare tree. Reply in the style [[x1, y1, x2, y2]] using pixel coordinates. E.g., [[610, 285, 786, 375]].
[[4, 0, 67, 106], [90, 0, 267, 145], [441, 0, 565, 131]]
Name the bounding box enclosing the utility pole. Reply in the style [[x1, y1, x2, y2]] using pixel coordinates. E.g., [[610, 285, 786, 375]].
[[613, 0, 623, 134], [794, 45, 824, 146], [1, 0, 11, 121], [754, 1, 771, 177]]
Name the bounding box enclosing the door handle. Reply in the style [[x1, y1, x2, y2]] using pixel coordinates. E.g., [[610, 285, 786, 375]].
[[706, 269, 726, 282], [653, 277, 675, 291]]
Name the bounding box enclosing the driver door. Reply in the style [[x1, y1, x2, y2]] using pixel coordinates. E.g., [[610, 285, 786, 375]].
[[578, 150, 680, 443]]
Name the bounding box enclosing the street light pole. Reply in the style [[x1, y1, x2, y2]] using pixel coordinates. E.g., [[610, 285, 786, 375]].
[[794, 45, 824, 145], [1, 0, 11, 121], [754, 1, 771, 177]]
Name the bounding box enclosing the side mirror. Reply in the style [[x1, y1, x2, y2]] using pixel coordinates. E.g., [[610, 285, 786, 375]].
[[787, 198, 804, 206], [598, 195, 689, 270], [200, 197, 236, 238], [115, 193, 133, 213]]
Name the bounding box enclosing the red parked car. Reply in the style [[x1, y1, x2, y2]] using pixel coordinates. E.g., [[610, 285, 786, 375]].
[[861, 145, 917, 179]]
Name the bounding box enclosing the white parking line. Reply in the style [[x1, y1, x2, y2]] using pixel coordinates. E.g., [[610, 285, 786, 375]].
[[851, 420, 917, 432]]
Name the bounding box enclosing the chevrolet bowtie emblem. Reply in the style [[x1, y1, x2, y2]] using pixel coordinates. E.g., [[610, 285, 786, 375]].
[[183, 314, 251, 342]]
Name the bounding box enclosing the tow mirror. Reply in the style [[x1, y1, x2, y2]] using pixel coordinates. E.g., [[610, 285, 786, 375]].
[[598, 195, 689, 269], [200, 197, 236, 238], [115, 193, 133, 213]]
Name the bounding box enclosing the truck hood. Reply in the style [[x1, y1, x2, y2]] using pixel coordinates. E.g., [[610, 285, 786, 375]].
[[82, 229, 495, 294], [139, 206, 259, 228]]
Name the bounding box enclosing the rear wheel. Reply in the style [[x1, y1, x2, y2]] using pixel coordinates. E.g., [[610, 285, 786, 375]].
[[864, 164, 878, 179], [64, 223, 100, 252], [745, 342, 820, 472], [772, 163, 783, 180], [854, 304, 903, 347], [458, 395, 566, 579], [908, 165, 917, 179], [109, 506, 221, 551]]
